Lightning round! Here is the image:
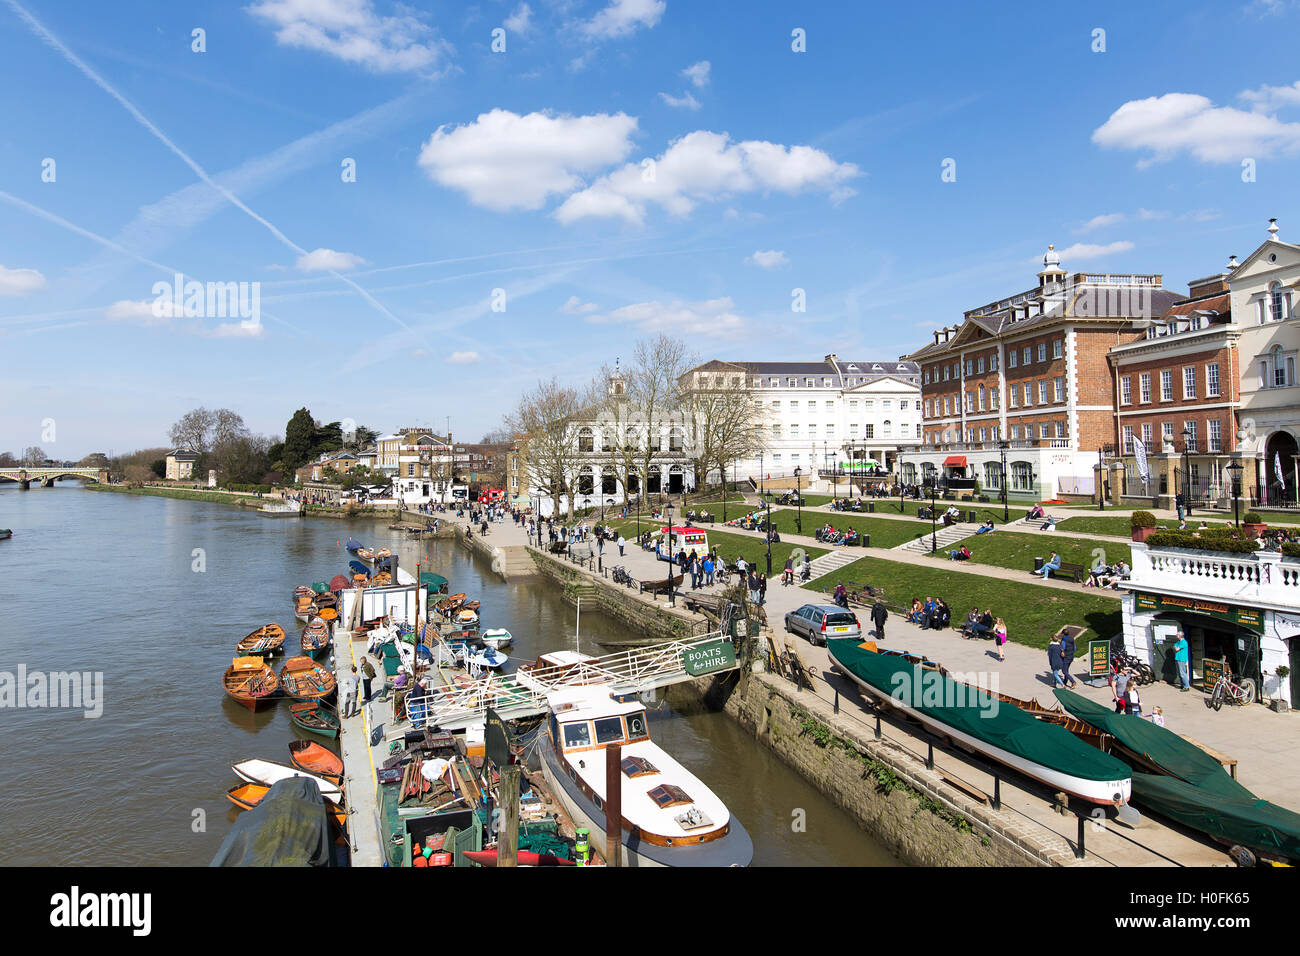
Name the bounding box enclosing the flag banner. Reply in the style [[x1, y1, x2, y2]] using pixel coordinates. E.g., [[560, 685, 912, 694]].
[[1276, 450, 1286, 491], [1134, 439, 1150, 484]]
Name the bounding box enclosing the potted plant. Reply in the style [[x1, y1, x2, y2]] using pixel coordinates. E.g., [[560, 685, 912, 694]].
[[1130, 510, 1158, 542], [1242, 511, 1267, 539]]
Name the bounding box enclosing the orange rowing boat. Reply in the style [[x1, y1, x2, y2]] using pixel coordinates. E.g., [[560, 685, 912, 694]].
[[226, 782, 347, 830], [288, 740, 344, 784], [278, 656, 336, 701], [222, 656, 280, 711]]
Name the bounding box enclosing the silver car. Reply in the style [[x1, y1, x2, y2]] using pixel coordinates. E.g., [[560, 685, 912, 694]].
[[784, 604, 862, 646]]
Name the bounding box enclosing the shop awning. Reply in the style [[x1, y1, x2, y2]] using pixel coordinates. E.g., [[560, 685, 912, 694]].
[[942, 455, 967, 468]]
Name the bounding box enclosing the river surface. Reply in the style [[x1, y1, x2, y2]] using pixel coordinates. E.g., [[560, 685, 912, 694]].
[[0, 484, 896, 866]]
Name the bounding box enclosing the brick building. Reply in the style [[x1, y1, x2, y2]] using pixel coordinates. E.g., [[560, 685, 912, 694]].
[[1107, 271, 1241, 507], [902, 245, 1179, 499]]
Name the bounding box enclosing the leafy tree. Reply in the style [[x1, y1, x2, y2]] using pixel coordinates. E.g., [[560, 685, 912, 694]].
[[311, 421, 344, 457], [283, 408, 315, 471], [150, 459, 166, 478]]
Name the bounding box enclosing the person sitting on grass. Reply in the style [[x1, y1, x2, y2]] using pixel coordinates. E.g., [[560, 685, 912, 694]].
[[1036, 551, 1062, 579], [975, 518, 995, 534], [949, 545, 972, 561]]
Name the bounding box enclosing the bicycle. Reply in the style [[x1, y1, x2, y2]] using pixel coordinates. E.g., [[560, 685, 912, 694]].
[[1109, 638, 1155, 685], [1209, 667, 1256, 711]]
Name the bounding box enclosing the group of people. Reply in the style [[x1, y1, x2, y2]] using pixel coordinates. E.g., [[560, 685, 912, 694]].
[[1084, 559, 1130, 589], [907, 596, 951, 631]]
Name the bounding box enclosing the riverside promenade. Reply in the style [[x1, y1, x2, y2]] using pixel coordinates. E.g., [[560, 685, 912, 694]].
[[464, 503, 1298, 866]]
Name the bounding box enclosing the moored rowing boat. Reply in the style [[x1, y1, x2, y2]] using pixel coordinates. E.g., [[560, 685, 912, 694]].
[[279, 656, 336, 701], [236, 623, 286, 657], [222, 656, 280, 711]]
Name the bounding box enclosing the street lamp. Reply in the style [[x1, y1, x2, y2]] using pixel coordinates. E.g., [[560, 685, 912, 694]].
[[1097, 443, 1113, 512], [793, 466, 802, 534], [898, 453, 906, 514], [998, 440, 1009, 522], [764, 488, 773, 577], [1227, 458, 1244, 529], [665, 502, 675, 607], [926, 475, 938, 553], [1181, 428, 1193, 519]]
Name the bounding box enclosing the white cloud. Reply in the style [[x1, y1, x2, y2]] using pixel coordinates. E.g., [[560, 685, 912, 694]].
[[206, 321, 266, 339], [504, 3, 532, 33], [555, 130, 859, 226], [560, 295, 600, 314], [1137, 207, 1169, 220], [579, 0, 665, 39], [586, 296, 744, 336], [746, 249, 788, 269], [247, 0, 451, 73], [659, 90, 700, 110], [0, 264, 46, 295], [1239, 80, 1300, 113], [417, 109, 638, 211], [682, 60, 710, 88], [1092, 92, 1300, 166], [1076, 212, 1125, 232], [296, 248, 368, 271], [1051, 240, 1136, 262], [106, 298, 175, 324], [446, 350, 482, 364]]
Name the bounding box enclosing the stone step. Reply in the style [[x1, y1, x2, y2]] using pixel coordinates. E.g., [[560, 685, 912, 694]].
[[896, 523, 975, 553], [807, 548, 862, 577]]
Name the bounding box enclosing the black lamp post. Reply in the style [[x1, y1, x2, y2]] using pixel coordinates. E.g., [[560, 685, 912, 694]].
[[998, 440, 1009, 522], [793, 466, 802, 533], [1228, 458, 1243, 529], [927, 476, 938, 553], [898, 453, 905, 514], [665, 503, 675, 606], [764, 489, 773, 577], [1097, 444, 1108, 512], [1181, 428, 1193, 519]]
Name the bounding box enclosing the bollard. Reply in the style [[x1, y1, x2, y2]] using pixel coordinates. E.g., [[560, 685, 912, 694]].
[[874, 713, 881, 739], [992, 775, 1001, 811], [926, 740, 934, 770], [1075, 814, 1086, 859], [834, 688, 839, 714]]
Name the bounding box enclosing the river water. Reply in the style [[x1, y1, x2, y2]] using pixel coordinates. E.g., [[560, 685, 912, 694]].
[[0, 484, 895, 866]]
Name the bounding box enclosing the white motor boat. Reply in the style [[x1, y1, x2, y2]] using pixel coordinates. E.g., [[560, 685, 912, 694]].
[[481, 628, 513, 649], [539, 685, 752, 867]]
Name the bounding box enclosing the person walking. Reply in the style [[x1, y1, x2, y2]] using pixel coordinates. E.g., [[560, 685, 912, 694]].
[[871, 599, 888, 640], [703, 553, 715, 587], [757, 571, 767, 606], [993, 617, 1007, 661], [617, 534, 625, 557], [340, 665, 361, 718], [1058, 630, 1078, 688], [1173, 630, 1190, 692], [360, 655, 376, 703], [1047, 633, 1066, 688]]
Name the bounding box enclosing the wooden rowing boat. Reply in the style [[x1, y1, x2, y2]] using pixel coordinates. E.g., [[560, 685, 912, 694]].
[[375, 547, 391, 560], [232, 758, 344, 803], [278, 656, 336, 701], [289, 740, 344, 784], [222, 656, 280, 711], [300, 618, 331, 658], [236, 623, 286, 657], [372, 572, 391, 586], [227, 782, 347, 830], [289, 701, 340, 738], [356, 547, 376, 562]]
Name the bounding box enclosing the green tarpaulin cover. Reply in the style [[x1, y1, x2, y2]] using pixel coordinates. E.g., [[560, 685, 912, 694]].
[[1131, 773, 1300, 861], [209, 778, 333, 867], [1053, 688, 1253, 799], [420, 571, 448, 592], [1054, 688, 1300, 859], [311, 581, 329, 594], [828, 639, 1131, 783]]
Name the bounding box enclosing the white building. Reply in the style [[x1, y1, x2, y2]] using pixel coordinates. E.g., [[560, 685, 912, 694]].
[[686, 355, 922, 481], [1122, 540, 1300, 707], [1228, 219, 1300, 506]]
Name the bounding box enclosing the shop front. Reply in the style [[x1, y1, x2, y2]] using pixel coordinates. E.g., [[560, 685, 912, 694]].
[[1130, 591, 1263, 690]]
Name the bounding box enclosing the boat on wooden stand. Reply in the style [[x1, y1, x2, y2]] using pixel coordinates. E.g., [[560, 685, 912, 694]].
[[222, 656, 280, 711]]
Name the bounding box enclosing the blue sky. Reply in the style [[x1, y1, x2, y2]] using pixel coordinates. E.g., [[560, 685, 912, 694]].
[[2, 0, 1299, 457]]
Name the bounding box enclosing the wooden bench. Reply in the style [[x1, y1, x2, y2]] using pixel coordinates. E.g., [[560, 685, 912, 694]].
[[1031, 560, 1087, 583]]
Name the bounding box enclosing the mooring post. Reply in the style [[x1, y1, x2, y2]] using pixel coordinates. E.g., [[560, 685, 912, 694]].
[[833, 688, 839, 714], [605, 743, 622, 868], [497, 764, 521, 868], [926, 740, 934, 770], [874, 712, 881, 739], [1075, 813, 1086, 860], [992, 775, 1001, 811]]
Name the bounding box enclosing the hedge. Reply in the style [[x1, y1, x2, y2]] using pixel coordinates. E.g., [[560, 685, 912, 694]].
[[1145, 530, 1260, 554]]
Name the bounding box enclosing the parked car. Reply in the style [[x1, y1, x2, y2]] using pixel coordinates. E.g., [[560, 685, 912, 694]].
[[784, 604, 861, 646]]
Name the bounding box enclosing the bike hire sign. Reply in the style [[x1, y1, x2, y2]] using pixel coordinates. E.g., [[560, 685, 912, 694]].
[[1133, 591, 1264, 634]]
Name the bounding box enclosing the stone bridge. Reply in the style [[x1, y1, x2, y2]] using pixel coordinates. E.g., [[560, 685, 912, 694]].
[[0, 467, 110, 489]]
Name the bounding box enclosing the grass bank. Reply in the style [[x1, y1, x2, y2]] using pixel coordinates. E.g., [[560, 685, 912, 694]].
[[922, 530, 1132, 575]]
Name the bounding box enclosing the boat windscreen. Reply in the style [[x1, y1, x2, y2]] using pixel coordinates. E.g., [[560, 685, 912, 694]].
[[562, 722, 592, 750], [626, 712, 648, 739], [594, 716, 625, 745]]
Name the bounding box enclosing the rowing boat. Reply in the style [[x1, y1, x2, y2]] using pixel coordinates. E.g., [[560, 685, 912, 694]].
[[278, 656, 336, 701], [222, 656, 280, 711], [288, 740, 344, 784], [289, 701, 340, 738], [827, 638, 1133, 806], [232, 758, 344, 804], [226, 782, 348, 829], [481, 628, 513, 649], [236, 623, 286, 657], [300, 618, 331, 658], [356, 547, 376, 562]]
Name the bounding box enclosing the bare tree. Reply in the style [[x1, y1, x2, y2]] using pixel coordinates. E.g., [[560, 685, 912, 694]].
[[626, 334, 696, 499], [680, 363, 767, 494], [504, 378, 584, 519], [169, 407, 216, 452], [22, 446, 47, 465]]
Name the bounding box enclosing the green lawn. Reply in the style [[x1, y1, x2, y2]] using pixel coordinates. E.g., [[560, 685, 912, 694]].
[[757, 509, 931, 549], [921, 530, 1131, 575], [1056, 514, 1197, 537], [810, 555, 1123, 649]]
